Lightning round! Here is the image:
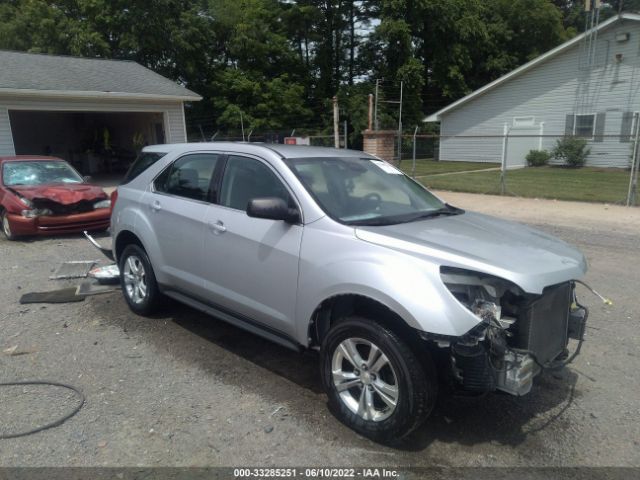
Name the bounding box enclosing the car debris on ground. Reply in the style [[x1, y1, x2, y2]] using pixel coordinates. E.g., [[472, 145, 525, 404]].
[[49, 260, 99, 280]]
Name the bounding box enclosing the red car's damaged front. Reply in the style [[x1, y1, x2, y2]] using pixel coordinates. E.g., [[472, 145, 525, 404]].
[[0, 156, 111, 240]]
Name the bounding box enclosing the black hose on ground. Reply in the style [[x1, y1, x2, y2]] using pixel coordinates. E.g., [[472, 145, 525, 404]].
[[0, 380, 85, 439]]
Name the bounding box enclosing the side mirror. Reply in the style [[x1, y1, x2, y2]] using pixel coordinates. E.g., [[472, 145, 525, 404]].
[[83, 175, 92, 182], [247, 197, 300, 223]]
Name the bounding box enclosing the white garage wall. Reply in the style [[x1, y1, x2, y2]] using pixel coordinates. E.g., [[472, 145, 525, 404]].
[[0, 95, 189, 157], [0, 106, 16, 156]]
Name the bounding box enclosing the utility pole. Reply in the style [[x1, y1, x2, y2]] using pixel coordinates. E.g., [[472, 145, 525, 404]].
[[333, 96, 340, 149], [368, 94, 373, 130], [239, 110, 245, 142], [627, 112, 640, 206], [397, 80, 403, 162], [500, 123, 510, 195], [343, 120, 348, 149], [412, 126, 419, 178], [374, 79, 379, 130]]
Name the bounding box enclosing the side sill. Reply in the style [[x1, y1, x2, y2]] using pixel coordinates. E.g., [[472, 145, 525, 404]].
[[162, 289, 303, 353]]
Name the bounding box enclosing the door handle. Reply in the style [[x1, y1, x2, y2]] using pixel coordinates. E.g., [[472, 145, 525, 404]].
[[151, 200, 162, 212], [208, 220, 227, 234]]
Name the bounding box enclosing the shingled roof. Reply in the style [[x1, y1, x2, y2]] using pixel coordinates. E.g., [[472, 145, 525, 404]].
[[0, 50, 201, 101]]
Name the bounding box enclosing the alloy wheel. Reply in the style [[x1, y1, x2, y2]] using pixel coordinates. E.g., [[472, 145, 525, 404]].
[[331, 337, 399, 422], [2, 214, 12, 239], [123, 255, 148, 304]]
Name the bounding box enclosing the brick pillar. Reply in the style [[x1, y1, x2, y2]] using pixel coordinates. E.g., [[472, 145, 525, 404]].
[[362, 130, 397, 164]]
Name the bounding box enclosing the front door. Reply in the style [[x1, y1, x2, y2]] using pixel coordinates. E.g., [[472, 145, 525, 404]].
[[202, 154, 303, 337]]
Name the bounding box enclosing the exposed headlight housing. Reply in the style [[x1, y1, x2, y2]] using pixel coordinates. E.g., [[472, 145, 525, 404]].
[[440, 267, 523, 327], [94, 199, 111, 209], [18, 196, 33, 208]]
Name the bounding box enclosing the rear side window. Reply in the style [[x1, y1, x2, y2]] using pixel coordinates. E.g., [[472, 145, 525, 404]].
[[154, 153, 220, 202], [122, 152, 167, 184]]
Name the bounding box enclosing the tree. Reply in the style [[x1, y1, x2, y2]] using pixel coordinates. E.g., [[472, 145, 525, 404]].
[[0, 0, 588, 137]]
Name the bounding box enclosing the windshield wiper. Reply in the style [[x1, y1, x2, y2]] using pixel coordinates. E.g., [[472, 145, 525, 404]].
[[399, 205, 465, 223], [347, 216, 405, 226], [346, 205, 464, 226]]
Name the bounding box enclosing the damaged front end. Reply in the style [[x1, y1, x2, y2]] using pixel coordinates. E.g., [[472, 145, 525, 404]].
[[436, 267, 588, 396], [5, 188, 111, 236]]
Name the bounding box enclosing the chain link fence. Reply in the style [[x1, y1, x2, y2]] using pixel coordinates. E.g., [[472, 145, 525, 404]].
[[183, 122, 638, 206], [185, 127, 346, 147], [393, 132, 639, 207]]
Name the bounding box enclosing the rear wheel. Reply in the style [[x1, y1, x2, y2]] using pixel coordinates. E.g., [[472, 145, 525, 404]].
[[320, 316, 436, 442], [119, 244, 161, 315], [1, 211, 17, 241]]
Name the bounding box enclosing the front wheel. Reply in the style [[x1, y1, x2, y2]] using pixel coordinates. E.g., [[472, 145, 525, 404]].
[[119, 244, 161, 315], [320, 316, 437, 442], [1, 211, 17, 241]]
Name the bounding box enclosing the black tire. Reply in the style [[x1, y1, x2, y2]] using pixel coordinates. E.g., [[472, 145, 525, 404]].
[[320, 316, 437, 442], [1, 210, 17, 241], [119, 244, 161, 316]]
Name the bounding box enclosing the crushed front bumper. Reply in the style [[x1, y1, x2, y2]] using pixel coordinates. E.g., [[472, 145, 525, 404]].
[[449, 283, 589, 397], [8, 210, 111, 236]]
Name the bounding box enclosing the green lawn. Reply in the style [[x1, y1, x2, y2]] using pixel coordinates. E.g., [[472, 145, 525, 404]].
[[399, 159, 500, 176], [415, 166, 633, 204]]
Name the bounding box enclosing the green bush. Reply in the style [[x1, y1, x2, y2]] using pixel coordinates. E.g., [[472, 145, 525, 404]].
[[552, 137, 590, 168], [526, 149, 551, 167]]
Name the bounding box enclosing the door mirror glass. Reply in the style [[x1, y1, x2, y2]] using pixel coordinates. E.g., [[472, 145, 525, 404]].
[[247, 197, 300, 223]]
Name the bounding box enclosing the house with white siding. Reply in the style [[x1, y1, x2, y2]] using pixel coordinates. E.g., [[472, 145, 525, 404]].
[[425, 13, 640, 169], [0, 50, 201, 174]]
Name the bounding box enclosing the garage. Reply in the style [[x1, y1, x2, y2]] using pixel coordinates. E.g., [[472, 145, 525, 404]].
[[9, 110, 165, 175], [0, 50, 201, 176]]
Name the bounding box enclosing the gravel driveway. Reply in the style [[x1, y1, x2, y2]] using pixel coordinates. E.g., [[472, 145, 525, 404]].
[[1, 192, 639, 468]]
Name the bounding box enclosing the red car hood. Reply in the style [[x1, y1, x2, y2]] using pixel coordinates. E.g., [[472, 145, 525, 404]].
[[8, 183, 107, 205]]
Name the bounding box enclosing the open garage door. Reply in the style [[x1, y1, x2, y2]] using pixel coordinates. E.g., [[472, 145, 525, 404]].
[[9, 111, 166, 175]]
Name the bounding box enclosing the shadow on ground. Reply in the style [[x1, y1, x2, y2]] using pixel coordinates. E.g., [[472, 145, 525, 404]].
[[92, 293, 580, 452]]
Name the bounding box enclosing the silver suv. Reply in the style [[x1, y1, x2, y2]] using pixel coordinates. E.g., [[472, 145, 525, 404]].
[[111, 143, 589, 441]]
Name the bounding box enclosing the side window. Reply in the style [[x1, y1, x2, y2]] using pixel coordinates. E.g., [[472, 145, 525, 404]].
[[154, 153, 220, 202], [122, 151, 167, 184], [220, 156, 290, 211]]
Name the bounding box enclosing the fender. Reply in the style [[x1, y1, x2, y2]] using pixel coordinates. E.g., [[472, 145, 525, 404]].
[[295, 220, 482, 345]]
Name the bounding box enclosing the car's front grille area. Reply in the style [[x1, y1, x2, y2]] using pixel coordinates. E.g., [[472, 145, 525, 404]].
[[514, 282, 572, 365], [35, 200, 96, 215]]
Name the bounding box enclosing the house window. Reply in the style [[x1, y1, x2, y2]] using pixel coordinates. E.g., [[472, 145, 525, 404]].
[[574, 114, 595, 138], [513, 116, 535, 127]]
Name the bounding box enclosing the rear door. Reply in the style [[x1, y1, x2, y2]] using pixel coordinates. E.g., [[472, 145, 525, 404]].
[[144, 152, 223, 297], [201, 154, 303, 337]]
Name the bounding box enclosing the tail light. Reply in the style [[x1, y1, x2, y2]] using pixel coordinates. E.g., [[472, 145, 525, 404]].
[[110, 189, 118, 213]]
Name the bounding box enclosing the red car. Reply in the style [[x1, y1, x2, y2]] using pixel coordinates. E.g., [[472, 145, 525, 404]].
[[0, 156, 111, 240]]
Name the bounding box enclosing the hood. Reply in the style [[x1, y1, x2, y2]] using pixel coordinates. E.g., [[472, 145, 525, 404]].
[[355, 211, 587, 294], [9, 183, 107, 205]]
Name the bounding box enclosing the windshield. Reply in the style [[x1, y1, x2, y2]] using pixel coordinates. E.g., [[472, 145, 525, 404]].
[[2, 161, 83, 186], [285, 157, 455, 225]]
